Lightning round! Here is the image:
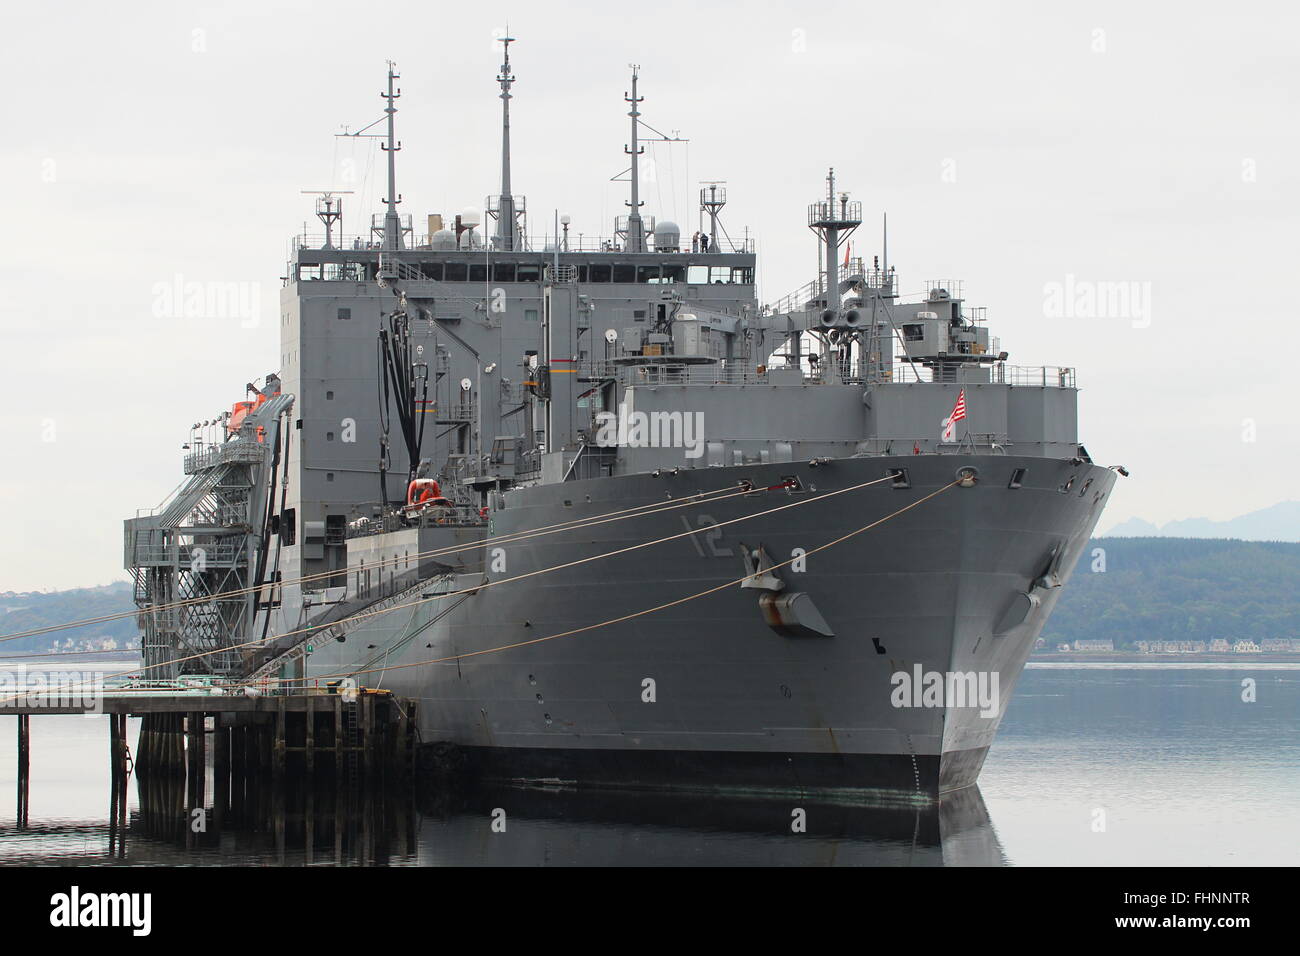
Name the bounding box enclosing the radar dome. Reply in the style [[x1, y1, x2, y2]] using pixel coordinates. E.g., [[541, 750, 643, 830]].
[[653, 220, 681, 252], [430, 229, 457, 250]]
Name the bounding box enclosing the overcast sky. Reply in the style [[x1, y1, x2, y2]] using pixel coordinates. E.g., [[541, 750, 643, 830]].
[[1, 1, 1296, 590]]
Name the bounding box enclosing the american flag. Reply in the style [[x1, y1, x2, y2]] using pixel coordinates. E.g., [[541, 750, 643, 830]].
[[941, 388, 967, 442], [948, 388, 967, 425]]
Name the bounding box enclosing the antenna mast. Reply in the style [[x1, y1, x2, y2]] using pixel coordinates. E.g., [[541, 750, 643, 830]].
[[381, 62, 403, 251], [493, 34, 522, 251], [301, 189, 354, 249], [623, 65, 646, 253], [807, 167, 861, 310]]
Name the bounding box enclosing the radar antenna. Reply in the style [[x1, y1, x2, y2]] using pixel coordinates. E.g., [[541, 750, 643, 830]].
[[300, 189, 354, 249]]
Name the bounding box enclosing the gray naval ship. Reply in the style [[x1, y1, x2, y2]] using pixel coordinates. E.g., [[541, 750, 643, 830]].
[[124, 42, 1121, 802]]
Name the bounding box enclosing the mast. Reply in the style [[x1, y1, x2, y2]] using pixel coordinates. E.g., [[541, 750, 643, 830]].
[[807, 167, 860, 311], [494, 35, 520, 251], [624, 65, 646, 253], [381, 62, 403, 250]]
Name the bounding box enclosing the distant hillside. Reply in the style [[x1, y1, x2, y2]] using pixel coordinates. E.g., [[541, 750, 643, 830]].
[[1102, 501, 1300, 542], [1045, 538, 1300, 648], [0, 581, 137, 654]]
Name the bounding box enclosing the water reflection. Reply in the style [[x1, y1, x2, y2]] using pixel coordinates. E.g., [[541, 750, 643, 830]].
[[0, 771, 1004, 866], [417, 783, 1005, 867]]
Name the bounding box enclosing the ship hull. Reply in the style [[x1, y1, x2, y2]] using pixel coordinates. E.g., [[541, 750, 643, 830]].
[[304, 453, 1113, 802]]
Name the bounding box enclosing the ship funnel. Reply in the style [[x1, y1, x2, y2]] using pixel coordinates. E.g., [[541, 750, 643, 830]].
[[820, 309, 838, 328], [843, 308, 862, 327]]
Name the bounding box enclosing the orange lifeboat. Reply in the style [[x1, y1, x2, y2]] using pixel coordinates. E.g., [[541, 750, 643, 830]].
[[227, 392, 271, 435], [406, 478, 452, 512]]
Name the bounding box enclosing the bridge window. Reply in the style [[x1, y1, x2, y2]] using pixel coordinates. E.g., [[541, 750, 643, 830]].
[[421, 263, 443, 281], [328, 262, 367, 281], [902, 324, 924, 342], [444, 262, 468, 282], [589, 264, 611, 282], [469, 263, 487, 282], [517, 264, 541, 282], [493, 263, 516, 282], [612, 264, 635, 283], [637, 265, 661, 283], [687, 265, 709, 284]]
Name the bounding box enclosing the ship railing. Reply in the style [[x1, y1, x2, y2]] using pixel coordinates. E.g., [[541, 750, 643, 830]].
[[182, 440, 268, 474], [925, 279, 965, 300], [344, 505, 486, 539], [767, 277, 825, 316], [288, 232, 398, 255], [878, 363, 1076, 388], [990, 364, 1076, 387], [129, 539, 249, 567], [288, 231, 755, 257], [933, 432, 1012, 453], [581, 361, 818, 387]]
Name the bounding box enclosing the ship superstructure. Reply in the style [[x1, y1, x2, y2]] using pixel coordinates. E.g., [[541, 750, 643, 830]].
[[125, 44, 1119, 801]]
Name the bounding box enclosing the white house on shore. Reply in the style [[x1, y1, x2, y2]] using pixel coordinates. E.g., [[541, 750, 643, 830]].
[[1073, 639, 1114, 652]]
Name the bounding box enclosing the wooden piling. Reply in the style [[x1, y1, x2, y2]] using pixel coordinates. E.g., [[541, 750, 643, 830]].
[[361, 693, 373, 782], [16, 714, 29, 828], [213, 712, 228, 826], [334, 695, 343, 779], [305, 694, 315, 777], [273, 697, 286, 785]]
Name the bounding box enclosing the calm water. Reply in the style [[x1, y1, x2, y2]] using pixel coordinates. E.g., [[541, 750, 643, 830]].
[[0, 662, 1295, 866]]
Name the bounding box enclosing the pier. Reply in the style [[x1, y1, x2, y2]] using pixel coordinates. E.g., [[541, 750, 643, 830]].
[[2, 688, 417, 838]]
